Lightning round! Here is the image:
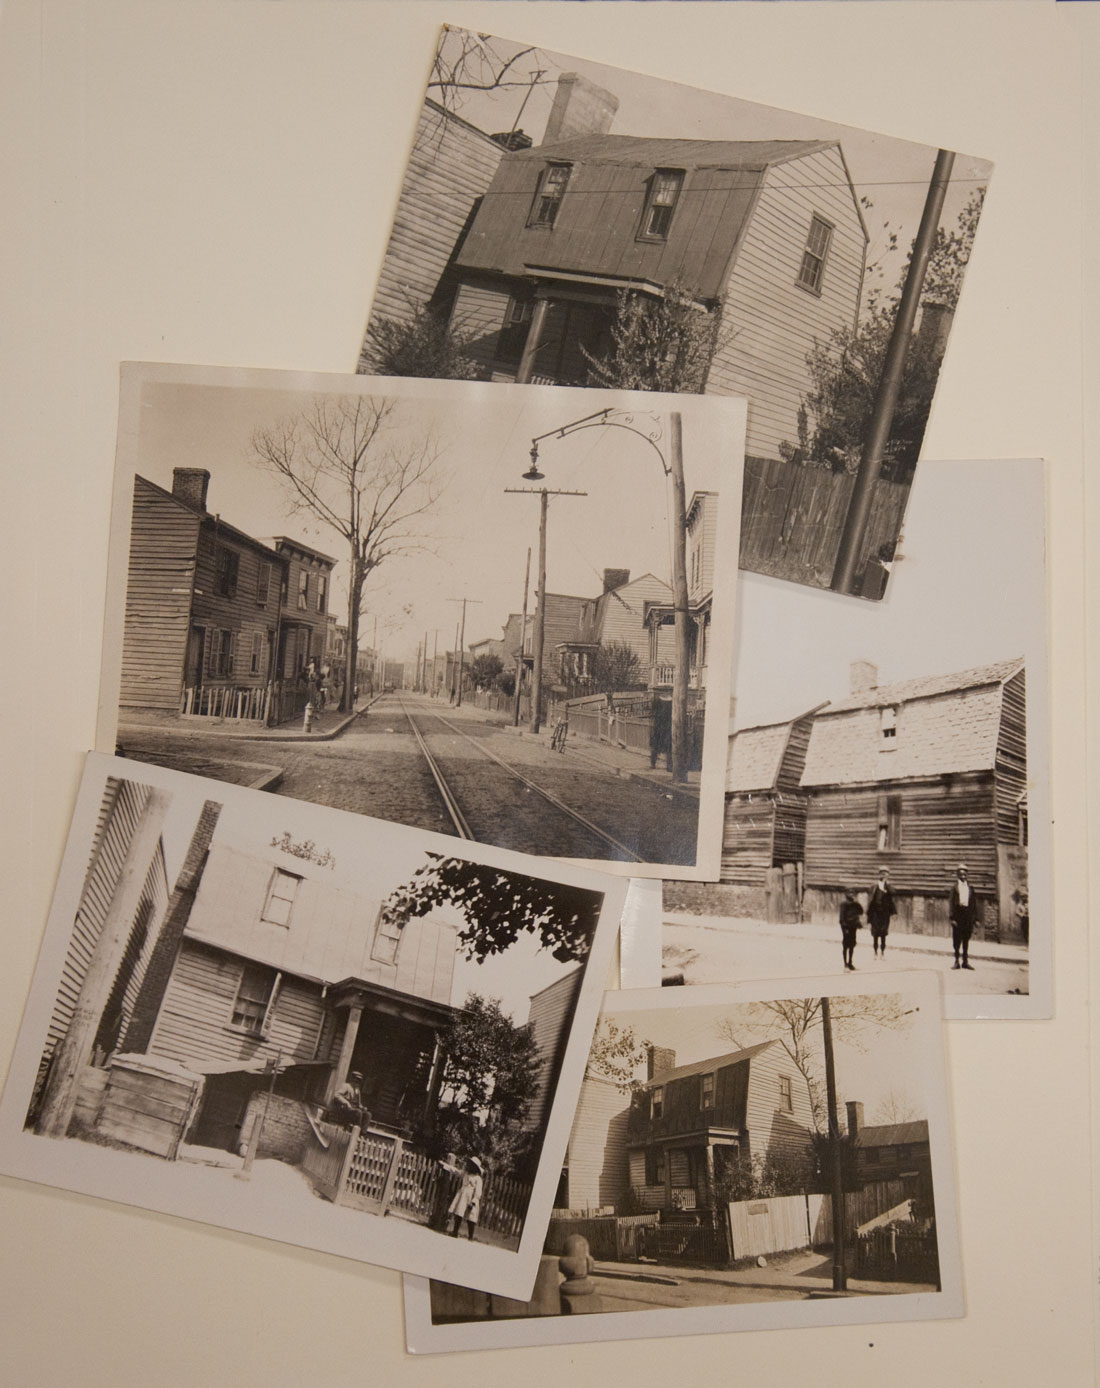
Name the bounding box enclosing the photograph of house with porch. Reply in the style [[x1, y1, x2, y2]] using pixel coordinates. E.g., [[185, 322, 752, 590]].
[[101, 364, 743, 879], [659, 458, 1050, 1019], [1, 753, 624, 1296], [359, 26, 991, 598], [409, 971, 961, 1351]]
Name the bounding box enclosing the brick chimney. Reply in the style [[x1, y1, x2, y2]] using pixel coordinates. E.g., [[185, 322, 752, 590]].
[[602, 568, 630, 594], [646, 1045, 676, 1080], [541, 72, 619, 146], [850, 659, 878, 695], [846, 1100, 864, 1138], [172, 467, 210, 512]]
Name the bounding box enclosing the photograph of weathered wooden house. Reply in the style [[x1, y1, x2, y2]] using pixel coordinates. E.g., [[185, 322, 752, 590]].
[[98, 363, 743, 880], [406, 971, 961, 1351], [657, 458, 1050, 1019], [358, 26, 991, 598], [0, 753, 625, 1299]]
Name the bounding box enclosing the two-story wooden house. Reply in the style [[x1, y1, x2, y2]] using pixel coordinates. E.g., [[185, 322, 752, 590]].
[[444, 133, 866, 463], [846, 1101, 933, 1214], [799, 658, 1028, 937], [642, 490, 719, 693], [268, 536, 336, 682], [626, 1041, 814, 1211]]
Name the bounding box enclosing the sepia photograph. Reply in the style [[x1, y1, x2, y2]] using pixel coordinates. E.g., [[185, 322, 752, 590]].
[[406, 971, 960, 1351], [650, 458, 1050, 1020], [98, 363, 744, 880], [358, 25, 991, 600], [0, 753, 625, 1298]]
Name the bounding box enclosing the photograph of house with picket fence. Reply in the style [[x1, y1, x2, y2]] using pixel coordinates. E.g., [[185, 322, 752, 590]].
[[359, 26, 991, 599], [0, 753, 624, 1297], [408, 972, 961, 1352]]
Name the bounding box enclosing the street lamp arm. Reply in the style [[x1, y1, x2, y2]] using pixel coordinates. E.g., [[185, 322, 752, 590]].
[[529, 408, 670, 476]]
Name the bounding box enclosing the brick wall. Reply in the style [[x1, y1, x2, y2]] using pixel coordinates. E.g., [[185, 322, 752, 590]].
[[663, 880, 766, 919], [241, 1092, 313, 1164]]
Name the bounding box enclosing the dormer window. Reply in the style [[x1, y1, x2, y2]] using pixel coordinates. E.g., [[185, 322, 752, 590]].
[[528, 162, 571, 228], [880, 706, 898, 746], [651, 1086, 664, 1120], [797, 213, 834, 294], [639, 169, 684, 241]]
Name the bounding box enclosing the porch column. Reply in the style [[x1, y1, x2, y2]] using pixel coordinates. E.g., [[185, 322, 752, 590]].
[[325, 1001, 363, 1103], [515, 298, 551, 384], [422, 1032, 446, 1122], [703, 1144, 717, 1207]]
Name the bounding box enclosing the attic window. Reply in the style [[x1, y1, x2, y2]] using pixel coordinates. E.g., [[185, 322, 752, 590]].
[[700, 1072, 715, 1109], [779, 1075, 793, 1113], [880, 705, 898, 747], [639, 169, 684, 241], [262, 868, 301, 926], [797, 214, 834, 294], [651, 1086, 664, 1120], [528, 162, 571, 228], [371, 909, 403, 965]]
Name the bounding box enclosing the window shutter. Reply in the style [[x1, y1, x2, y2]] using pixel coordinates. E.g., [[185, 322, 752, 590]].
[[261, 972, 283, 1036], [202, 627, 214, 679]]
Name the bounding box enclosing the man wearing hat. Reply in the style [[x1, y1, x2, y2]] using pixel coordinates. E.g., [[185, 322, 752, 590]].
[[329, 1070, 369, 1128], [948, 865, 979, 970]]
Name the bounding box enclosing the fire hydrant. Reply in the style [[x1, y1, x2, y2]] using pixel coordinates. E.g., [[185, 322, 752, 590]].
[[558, 1233, 602, 1314], [303, 701, 314, 733]]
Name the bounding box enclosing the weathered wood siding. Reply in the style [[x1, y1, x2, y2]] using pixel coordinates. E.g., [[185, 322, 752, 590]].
[[455, 147, 762, 299], [994, 667, 1027, 845], [803, 773, 998, 896], [777, 716, 814, 792], [183, 843, 457, 1004], [121, 477, 201, 709], [361, 100, 504, 366], [720, 796, 776, 886], [566, 1074, 631, 1210], [627, 1058, 749, 1144], [687, 492, 717, 604], [525, 969, 581, 1135], [45, 777, 170, 1066], [706, 147, 866, 461], [148, 938, 325, 1069], [743, 1042, 814, 1170], [273, 542, 334, 675], [448, 278, 514, 375], [772, 793, 809, 869], [192, 525, 283, 688]]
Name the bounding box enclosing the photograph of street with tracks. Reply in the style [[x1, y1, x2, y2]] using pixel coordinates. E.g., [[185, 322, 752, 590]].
[[100, 366, 744, 878]]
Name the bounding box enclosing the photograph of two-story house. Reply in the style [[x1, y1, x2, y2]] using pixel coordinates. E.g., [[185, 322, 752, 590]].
[[360, 27, 991, 596]]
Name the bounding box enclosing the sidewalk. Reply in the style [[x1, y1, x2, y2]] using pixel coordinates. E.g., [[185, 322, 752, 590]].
[[663, 908, 1028, 967], [118, 694, 378, 745]]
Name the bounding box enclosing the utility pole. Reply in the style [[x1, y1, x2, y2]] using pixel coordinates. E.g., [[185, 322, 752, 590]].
[[431, 630, 439, 697], [667, 411, 691, 784], [832, 149, 956, 595], [505, 487, 587, 734], [446, 597, 481, 707], [513, 546, 531, 727], [821, 996, 848, 1292]]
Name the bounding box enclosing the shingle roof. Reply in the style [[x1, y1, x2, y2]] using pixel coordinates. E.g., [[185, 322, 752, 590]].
[[515, 135, 834, 171], [639, 1040, 776, 1090], [727, 723, 793, 793], [800, 659, 1024, 787], [855, 1119, 929, 1148]]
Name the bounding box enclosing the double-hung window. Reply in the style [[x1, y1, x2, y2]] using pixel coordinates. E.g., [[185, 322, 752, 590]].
[[528, 163, 571, 228], [639, 169, 684, 241], [797, 214, 834, 294], [230, 964, 279, 1036], [261, 868, 301, 926], [298, 571, 310, 610], [215, 546, 239, 599]]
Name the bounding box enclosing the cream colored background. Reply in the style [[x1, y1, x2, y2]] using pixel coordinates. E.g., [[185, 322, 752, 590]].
[[1, 2, 1094, 1384]]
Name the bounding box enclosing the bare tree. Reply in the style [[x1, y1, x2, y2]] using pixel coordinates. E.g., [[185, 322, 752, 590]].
[[428, 26, 547, 118], [717, 995, 911, 1133], [251, 395, 447, 711], [870, 1089, 920, 1126]]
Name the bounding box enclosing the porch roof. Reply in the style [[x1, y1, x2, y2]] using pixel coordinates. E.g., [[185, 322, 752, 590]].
[[328, 976, 458, 1028]]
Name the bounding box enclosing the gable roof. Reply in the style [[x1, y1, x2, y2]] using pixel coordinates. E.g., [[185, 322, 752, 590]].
[[517, 134, 834, 172], [855, 1119, 929, 1148], [639, 1039, 776, 1090], [727, 706, 825, 793], [800, 659, 1025, 788]]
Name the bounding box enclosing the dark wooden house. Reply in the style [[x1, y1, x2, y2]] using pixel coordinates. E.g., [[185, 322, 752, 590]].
[[625, 1041, 814, 1211], [121, 470, 289, 721], [846, 1101, 933, 1215], [444, 133, 866, 463], [268, 536, 336, 682], [800, 658, 1028, 938]]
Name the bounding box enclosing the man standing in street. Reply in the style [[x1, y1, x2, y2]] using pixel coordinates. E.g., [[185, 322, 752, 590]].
[[867, 868, 897, 957], [949, 864, 979, 970]]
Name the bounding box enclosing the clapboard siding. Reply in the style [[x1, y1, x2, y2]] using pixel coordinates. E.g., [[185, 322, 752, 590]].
[[743, 1043, 815, 1169], [45, 777, 170, 1064], [121, 478, 201, 709], [777, 716, 814, 793], [706, 148, 866, 459], [192, 526, 284, 687], [804, 773, 998, 896], [772, 794, 809, 869], [449, 278, 514, 374], [627, 1056, 750, 1144], [994, 668, 1027, 845], [362, 100, 504, 361], [687, 491, 717, 604], [526, 971, 582, 1135], [595, 575, 673, 667], [567, 1075, 631, 1210], [720, 797, 776, 886]]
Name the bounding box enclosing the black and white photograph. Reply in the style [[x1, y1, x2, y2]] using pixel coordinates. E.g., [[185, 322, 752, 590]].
[[650, 458, 1049, 1020], [406, 970, 960, 1351], [98, 363, 744, 880], [358, 25, 991, 600], [0, 752, 626, 1298]]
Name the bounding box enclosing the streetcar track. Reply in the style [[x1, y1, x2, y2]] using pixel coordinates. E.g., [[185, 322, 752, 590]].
[[397, 697, 644, 862]]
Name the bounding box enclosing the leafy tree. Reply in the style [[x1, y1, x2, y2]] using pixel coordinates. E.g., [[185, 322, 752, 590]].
[[432, 992, 542, 1170], [251, 395, 446, 712], [380, 853, 603, 963], [582, 278, 724, 394], [789, 188, 986, 483], [470, 653, 504, 690], [367, 301, 480, 380], [717, 995, 912, 1133], [586, 1018, 652, 1092], [590, 640, 643, 695], [713, 1148, 815, 1204]]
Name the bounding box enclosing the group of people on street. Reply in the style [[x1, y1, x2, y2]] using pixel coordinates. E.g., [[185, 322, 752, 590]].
[[838, 865, 984, 971]]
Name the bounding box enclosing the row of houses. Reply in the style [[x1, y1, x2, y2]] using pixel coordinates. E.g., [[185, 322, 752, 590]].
[[720, 657, 1029, 937], [120, 468, 379, 725]]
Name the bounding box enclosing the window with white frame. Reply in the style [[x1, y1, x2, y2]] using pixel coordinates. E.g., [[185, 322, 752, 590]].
[[206, 629, 234, 679], [297, 571, 310, 610], [528, 162, 571, 228], [215, 545, 239, 599], [230, 963, 278, 1035], [651, 1085, 664, 1120], [261, 868, 301, 926], [370, 908, 404, 965], [256, 561, 271, 607], [639, 169, 684, 241], [796, 214, 834, 294], [249, 630, 263, 676], [317, 573, 327, 613], [700, 1072, 715, 1109], [779, 1074, 793, 1113], [880, 705, 898, 746]]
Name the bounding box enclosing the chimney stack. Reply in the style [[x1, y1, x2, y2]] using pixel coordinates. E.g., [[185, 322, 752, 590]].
[[602, 568, 630, 594], [646, 1045, 676, 1080], [850, 659, 878, 695], [172, 468, 210, 512], [846, 1100, 864, 1138], [541, 72, 619, 146], [490, 129, 533, 152]]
